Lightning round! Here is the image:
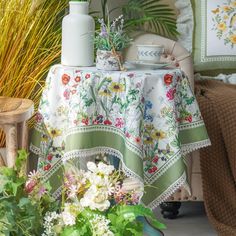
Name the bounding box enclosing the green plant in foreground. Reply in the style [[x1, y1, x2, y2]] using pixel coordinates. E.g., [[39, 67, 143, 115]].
[[0, 152, 165, 235], [0, 150, 57, 236]]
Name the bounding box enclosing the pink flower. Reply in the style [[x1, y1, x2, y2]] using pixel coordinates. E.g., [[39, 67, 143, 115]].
[[64, 173, 76, 188], [35, 113, 43, 123], [85, 74, 91, 79], [38, 186, 46, 198], [152, 156, 159, 163], [135, 137, 141, 144], [25, 179, 37, 194], [47, 154, 53, 161], [44, 164, 51, 171], [115, 118, 124, 128], [63, 89, 70, 100], [128, 73, 135, 78], [185, 115, 192, 123], [131, 193, 141, 204], [152, 166, 158, 172], [114, 185, 125, 203], [82, 118, 89, 125], [166, 88, 176, 100], [104, 119, 112, 125], [125, 132, 131, 138]]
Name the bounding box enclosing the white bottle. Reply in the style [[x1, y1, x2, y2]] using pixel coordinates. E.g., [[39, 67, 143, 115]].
[[61, 1, 95, 67]]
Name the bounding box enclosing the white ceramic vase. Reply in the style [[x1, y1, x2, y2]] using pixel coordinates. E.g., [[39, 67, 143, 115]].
[[61, 1, 95, 67]]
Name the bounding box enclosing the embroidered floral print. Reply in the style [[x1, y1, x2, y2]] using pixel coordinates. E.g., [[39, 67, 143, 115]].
[[31, 65, 210, 208], [212, 0, 236, 48]]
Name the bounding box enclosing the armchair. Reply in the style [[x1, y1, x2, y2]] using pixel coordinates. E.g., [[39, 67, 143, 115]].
[[125, 32, 202, 218]]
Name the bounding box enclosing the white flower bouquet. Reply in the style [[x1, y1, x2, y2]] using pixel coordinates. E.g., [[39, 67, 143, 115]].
[[42, 161, 166, 236]]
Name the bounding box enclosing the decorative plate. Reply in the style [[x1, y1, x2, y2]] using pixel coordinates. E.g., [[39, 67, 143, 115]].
[[125, 60, 170, 70]]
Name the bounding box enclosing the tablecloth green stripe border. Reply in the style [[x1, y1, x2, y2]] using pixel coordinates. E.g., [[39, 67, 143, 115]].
[[31, 124, 209, 151], [179, 125, 208, 144], [142, 156, 186, 205], [30, 124, 207, 200], [30, 129, 42, 148]]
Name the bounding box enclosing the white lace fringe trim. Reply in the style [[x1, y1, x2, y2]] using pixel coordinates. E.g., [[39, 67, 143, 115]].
[[53, 186, 63, 199], [175, 0, 194, 52], [181, 139, 211, 155], [147, 172, 188, 209], [34, 123, 44, 133], [66, 126, 143, 159], [179, 120, 205, 130], [29, 143, 41, 155], [63, 147, 144, 183]]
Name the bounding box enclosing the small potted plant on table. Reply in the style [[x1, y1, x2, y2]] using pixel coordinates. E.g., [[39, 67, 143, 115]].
[[95, 15, 131, 71]]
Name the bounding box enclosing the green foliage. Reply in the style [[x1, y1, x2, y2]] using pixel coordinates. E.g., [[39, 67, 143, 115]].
[[123, 0, 178, 38], [0, 150, 57, 236], [96, 0, 178, 39], [108, 204, 166, 235], [0, 154, 165, 235]]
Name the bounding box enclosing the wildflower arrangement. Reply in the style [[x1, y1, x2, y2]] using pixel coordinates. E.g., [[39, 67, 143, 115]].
[[0, 152, 165, 235], [42, 161, 165, 236], [94, 15, 131, 52]]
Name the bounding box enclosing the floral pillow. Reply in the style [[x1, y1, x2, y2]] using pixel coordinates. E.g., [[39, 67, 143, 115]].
[[176, 0, 236, 75]]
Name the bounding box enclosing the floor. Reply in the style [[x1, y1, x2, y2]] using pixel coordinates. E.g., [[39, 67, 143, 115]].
[[154, 202, 217, 236]]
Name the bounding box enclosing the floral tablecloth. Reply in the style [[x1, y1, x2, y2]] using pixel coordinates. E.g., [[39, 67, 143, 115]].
[[30, 64, 210, 209]]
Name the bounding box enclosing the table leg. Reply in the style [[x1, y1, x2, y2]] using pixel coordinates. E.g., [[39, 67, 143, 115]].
[[160, 202, 181, 219], [17, 121, 28, 149], [3, 124, 18, 168]]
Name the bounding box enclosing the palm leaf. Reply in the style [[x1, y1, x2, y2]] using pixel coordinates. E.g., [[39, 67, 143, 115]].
[[123, 0, 178, 38]]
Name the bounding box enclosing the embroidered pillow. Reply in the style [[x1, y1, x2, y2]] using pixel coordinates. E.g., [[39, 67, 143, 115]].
[[192, 0, 236, 73], [176, 0, 236, 75]]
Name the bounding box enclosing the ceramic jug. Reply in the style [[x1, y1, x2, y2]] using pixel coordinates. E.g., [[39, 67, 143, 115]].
[[61, 1, 95, 67]]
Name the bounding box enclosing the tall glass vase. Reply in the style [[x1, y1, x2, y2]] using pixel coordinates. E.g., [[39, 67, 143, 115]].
[[61, 1, 95, 67]]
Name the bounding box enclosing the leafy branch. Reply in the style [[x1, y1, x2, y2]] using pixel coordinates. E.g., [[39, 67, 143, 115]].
[[122, 0, 178, 38]]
